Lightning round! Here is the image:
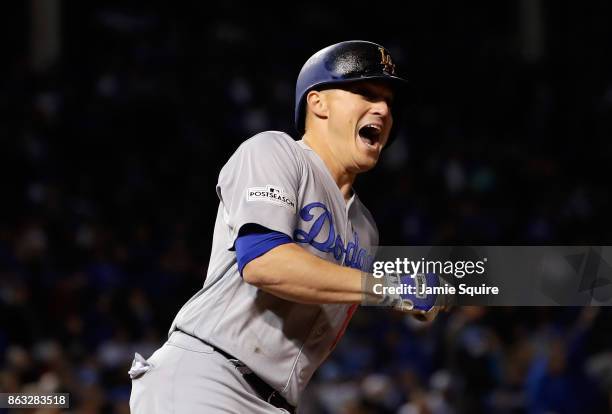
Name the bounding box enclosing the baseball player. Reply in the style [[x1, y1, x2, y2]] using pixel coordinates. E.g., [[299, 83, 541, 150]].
[[129, 40, 445, 413]]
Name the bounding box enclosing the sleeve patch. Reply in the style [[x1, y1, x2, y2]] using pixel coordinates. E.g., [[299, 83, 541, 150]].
[[246, 185, 296, 213]]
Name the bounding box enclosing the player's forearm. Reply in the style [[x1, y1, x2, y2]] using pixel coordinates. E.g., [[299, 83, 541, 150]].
[[242, 243, 374, 304]]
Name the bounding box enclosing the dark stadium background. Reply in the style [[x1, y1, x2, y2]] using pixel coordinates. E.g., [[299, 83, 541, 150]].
[[1, 1, 612, 413]]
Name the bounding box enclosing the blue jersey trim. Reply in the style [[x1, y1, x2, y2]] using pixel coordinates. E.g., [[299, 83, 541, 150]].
[[235, 230, 293, 276]]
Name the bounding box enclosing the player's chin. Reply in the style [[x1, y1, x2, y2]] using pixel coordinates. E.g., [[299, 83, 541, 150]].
[[353, 152, 380, 172]]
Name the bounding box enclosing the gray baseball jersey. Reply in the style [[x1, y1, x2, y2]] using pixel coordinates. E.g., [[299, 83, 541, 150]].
[[169, 131, 378, 406]]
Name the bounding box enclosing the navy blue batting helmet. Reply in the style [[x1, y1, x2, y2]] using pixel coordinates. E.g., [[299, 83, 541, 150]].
[[294, 40, 408, 135]]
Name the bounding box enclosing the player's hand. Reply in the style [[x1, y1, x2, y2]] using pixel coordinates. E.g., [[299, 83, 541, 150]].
[[387, 272, 454, 321]]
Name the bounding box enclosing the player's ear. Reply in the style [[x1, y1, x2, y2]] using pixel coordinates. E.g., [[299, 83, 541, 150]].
[[306, 90, 329, 119]]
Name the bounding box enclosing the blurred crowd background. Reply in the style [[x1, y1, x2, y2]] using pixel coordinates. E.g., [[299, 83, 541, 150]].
[[2, 1, 612, 413]]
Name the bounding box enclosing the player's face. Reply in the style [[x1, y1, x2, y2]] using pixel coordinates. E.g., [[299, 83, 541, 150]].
[[325, 81, 394, 172]]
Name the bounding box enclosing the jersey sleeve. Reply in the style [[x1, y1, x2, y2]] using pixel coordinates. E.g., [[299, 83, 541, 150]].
[[216, 132, 302, 249], [235, 228, 293, 275]]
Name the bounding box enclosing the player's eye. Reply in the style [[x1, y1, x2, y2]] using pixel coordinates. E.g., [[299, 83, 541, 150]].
[[359, 88, 375, 99], [351, 85, 393, 108], [353, 87, 376, 101]]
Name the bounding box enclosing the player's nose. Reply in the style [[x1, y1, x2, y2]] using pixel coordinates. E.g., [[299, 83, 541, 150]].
[[370, 99, 391, 118]]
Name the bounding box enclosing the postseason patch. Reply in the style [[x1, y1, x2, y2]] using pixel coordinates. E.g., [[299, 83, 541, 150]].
[[246, 185, 296, 212]]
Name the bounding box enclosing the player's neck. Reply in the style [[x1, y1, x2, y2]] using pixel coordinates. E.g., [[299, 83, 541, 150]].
[[303, 134, 355, 201]]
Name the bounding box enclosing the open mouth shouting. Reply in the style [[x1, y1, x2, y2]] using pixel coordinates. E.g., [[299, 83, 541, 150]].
[[358, 123, 385, 150]]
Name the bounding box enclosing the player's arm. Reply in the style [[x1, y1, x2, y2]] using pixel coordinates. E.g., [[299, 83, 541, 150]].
[[235, 224, 369, 304], [243, 241, 369, 304], [244, 242, 446, 321], [238, 226, 449, 321]]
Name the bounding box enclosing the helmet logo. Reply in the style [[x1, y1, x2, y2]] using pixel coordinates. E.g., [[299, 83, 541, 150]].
[[378, 47, 396, 75]]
